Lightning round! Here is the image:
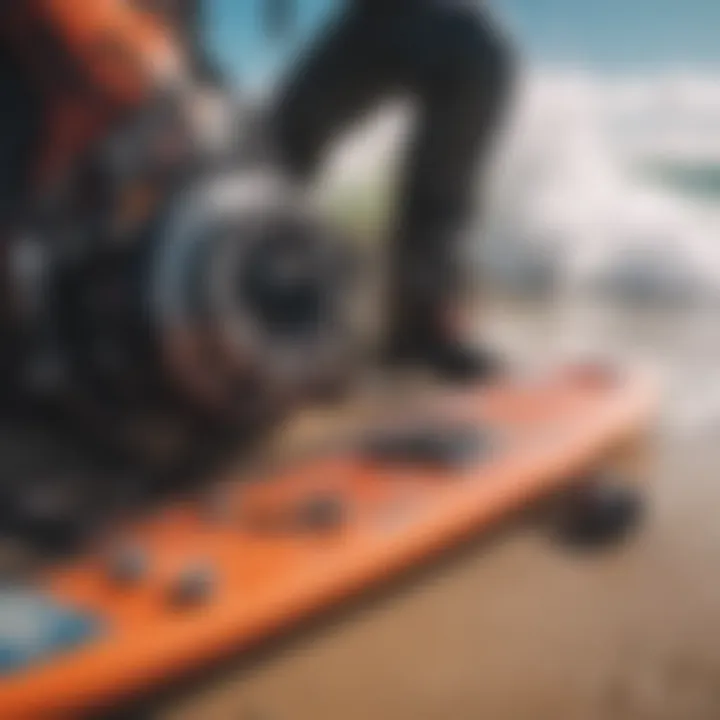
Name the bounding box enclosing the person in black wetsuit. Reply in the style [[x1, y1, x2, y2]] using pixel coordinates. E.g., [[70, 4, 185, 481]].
[[270, 1, 517, 382]]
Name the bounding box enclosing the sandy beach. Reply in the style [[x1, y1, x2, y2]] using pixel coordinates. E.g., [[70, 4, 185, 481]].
[[158, 301, 720, 720]]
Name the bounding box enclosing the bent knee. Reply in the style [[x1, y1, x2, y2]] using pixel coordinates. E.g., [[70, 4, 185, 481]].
[[448, 10, 518, 99]]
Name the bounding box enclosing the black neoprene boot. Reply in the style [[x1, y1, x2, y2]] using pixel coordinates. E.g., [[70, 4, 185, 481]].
[[380, 295, 505, 384], [383, 335, 503, 383]]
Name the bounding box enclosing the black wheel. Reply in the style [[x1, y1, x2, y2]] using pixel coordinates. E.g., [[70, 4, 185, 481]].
[[552, 474, 645, 550]]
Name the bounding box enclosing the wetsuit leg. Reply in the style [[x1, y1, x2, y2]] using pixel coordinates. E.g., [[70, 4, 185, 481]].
[[269, 6, 402, 181], [271, 2, 515, 306], [385, 2, 516, 329]]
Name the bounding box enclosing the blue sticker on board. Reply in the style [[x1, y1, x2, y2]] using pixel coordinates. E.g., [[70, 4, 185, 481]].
[[0, 589, 103, 675]]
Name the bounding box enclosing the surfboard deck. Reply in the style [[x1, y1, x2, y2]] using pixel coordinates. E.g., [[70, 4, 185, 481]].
[[0, 362, 659, 718]]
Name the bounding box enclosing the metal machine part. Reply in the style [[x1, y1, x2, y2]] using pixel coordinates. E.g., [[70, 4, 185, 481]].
[[150, 170, 355, 418], [2, 87, 358, 475]]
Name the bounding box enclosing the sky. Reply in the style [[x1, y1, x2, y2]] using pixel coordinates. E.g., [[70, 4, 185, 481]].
[[499, 0, 720, 71], [205, 0, 720, 87]]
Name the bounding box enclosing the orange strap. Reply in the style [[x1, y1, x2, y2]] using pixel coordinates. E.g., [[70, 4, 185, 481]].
[[0, 0, 183, 188]]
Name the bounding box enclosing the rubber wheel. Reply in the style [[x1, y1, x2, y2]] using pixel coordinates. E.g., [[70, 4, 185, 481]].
[[554, 476, 645, 550]]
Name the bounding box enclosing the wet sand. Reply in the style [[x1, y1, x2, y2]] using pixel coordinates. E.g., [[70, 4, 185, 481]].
[[155, 301, 720, 720]]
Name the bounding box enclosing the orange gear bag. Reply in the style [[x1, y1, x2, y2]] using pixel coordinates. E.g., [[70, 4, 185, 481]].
[[0, 0, 183, 189]]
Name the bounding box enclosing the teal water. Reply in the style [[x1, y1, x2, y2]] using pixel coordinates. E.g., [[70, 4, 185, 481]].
[[640, 163, 720, 201]]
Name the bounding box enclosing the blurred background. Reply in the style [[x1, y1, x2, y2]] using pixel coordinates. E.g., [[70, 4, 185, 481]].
[[152, 2, 720, 719]]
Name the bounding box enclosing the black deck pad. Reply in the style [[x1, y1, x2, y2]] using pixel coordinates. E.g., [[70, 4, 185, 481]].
[[359, 421, 496, 469]]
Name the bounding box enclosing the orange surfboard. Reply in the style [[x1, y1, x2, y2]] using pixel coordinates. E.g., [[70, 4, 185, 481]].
[[0, 363, 659, 718]]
